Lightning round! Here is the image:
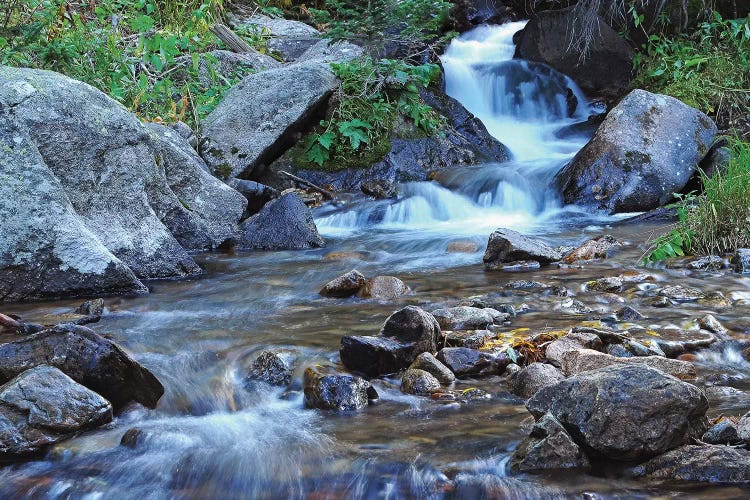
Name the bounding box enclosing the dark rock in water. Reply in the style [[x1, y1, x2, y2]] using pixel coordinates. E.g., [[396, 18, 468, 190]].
[[483, 229, 562, 269], [527, 364, 708, 461], [617, 206, 678, 225], [237, 193, 324, 250], [319, 270, 367, 298], [357, 276, 409, 300], [246, 350, 295, 387], [341, 306, 440, 377], [431, 306, 506, 331], [513, 7, 633, 98], [444, 330, 493, 349], [562, 235, 620, 264], [585, 277, 623, 293], [686, 255, 725, 271], [0, 324, 164, 410], [409, 352, 455, 385], [120, 427, 148, 449], [631, 445, 750, 483], [658, 285, 704, 302], [303, 366, 370, 411], [436, 347, 497, 377], [0, 365, 112, 458], [508, 363, 565, 399], [449, 0, 513, 31], [554, 113, 605, 140], [76, 298, 105, 317], [615, 306, 644, 322], [225, 178, 279, 217], [642, 295, 672, 308], [555, 89, 717, 214], [702, 420, 741, 445], [732, 249, 750, 274], [360, 180, 397, 199], [401, 369, 441, 395], [509, 412, 590, 472], [736, 410, 750, 442]]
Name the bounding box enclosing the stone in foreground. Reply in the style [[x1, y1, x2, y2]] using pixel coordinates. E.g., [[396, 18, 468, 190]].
[[508, 363, 565, 399], [408, 352, 455, 385], [527, 364, 708, 461], [303, 366, 371, 411], [237, 193, 324, 250], [319, 270, 367, 298], [509, 412, 590, 472], [484, 229, 562, 269], [401, 369, 441, 395], [0, 365, 112, 458], [245, 350, 295, 387], [632, 445, 750, 483]]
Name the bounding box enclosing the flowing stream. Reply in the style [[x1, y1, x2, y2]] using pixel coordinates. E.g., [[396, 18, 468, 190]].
[[2, 23, 750, 499]]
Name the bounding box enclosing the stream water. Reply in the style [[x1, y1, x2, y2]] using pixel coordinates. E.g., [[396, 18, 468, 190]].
[[2, 23, 750, 499]]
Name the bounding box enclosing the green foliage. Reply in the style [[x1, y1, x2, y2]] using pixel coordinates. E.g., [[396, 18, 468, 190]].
[[633, 12, 750, 138], [0, 0, 260, 128], [302, 57, 443, 169], [645, 140, 750, 261]]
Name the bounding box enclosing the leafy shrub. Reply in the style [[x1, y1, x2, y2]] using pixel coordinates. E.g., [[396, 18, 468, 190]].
[[301, 57, 443, 169], [645, 140, 750, 261]]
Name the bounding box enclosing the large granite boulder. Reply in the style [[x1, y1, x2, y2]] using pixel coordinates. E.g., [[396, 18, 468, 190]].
[[0, 324, 164, 410], [234, 14, 322, 62], [0, 365, 113, 459], [527, 364, 708, 461], [514, 7, 634, 98], [555, 89, 717, 213], [236, 193, 324, 250], [201, 62, 338, 179], [0, 114, 147, 302]]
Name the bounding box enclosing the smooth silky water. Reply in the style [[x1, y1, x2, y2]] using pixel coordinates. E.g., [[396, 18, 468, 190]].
[[2, 23, 750, 499]]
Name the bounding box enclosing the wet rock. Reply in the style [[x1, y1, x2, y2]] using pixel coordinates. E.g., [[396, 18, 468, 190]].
[[357, 276, 410, 300], [527, 364, 708, 461], [431, 306, 507, 331], [557, 299, 591, 315], [505, 363, 522, 376], [687, 255, 725, 270], [514, 7, 633, 98], [509, 412, 590, 472], [246, 350, 295, 387], [483, 229, 562, 270], [544, 331, 603, 368], [120, 428, 148, 449], [615, 306, 644, 322], [401, 369, 441, 395], [562, 235, 620, 264], [504, 280, 548, 290], [0, 365, 112, 458], [606, 344, 634, 358], [360, 179, 397, 199], [697, 291, 732, 308], [508, 363, 565, 399], [732, 249, 750, 274], [76, 299, 105, 317], [697, 314, 728, 338], [201, 62, 337, 178], [585, 277, 623, 293], [436, 348, 496, 377], [225, 178, 279, 217], [702, 420, 741, 445], [737, 411, 750, 442], [409, 352, 455, 385], [0, 324, 164, 410], [340, 306, 440, 377], [630, 327, 716, 358], [632, 445, 750, 483], [237, 193, 324, 250], [446, 241, 479, 253], [319, 270, 367, 298], [658, 285, 704, 302], [444, 330, 493, 349], [490, 260, 541, 272], [303, 366, 370, 411], [555, 89, 717, 213], [643, 295, 671, 308], [560, 348, 697, 380]]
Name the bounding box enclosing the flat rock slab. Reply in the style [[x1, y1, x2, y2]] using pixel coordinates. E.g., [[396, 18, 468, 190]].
[[632, 445, 750, 483], [484, 229, 562, 268], [561, 348, 697, 380]]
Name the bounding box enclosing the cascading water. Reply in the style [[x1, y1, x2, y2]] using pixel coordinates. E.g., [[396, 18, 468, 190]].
[[315, 22, 603, 255]]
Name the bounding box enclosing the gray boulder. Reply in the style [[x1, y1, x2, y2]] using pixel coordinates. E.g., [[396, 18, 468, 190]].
[[303, 366, 371, 411], [560, 348, 697, 380], [409, 352, 455, 385], [357, 276, 410, 300], [299, 40, 364, 64], [0, 66, 204, 279], [201, 62, 338, 179], [319, 270, 367, 298], [0, 324, 164, 410], [0, 365, 113, 458], [401, 369, 441, 395], [436, 347, 496, 377], [147, 123, 247, 251], [508, 363, 565, 399], [237, 193, 324, 250], [245, 350, 295, 387], [527, 364, 708, 461], [430, 306, 506, 330], [174, 49, 281, 86], [555, 89, 717, 213], [737, 410, 750, 442], [702, 420, 740, 445], [733, 248, 750, 274], [544, 331, 603, 368], [0, 114, 147, 302], [632, 445, 750, 483], [483, 229, 562, 269], [237, 15, 321, 61], [509, 412, 590, 472]]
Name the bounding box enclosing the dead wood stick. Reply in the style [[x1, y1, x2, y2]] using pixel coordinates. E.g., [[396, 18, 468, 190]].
[[279, 170, 334, 200], [210, 23, 254, 54]]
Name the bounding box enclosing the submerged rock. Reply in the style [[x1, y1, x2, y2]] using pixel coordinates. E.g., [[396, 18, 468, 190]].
[[632, 445, 750, 483], [0, 324, 164, 410], [509, 412, 590, 472], [319, 270, 367, 298], [508, 363, 565, 399], [237, 193, 324, 250], [562, 235, 620, 263], [483, 229, 562, 269], [357, 276, 410, 300], [401, 369, 441, 395], [360, 179, 397, 199], [436, 347, 498, 377], [527, 365, 708, 461], [0, 365, 112, 458], [303, 366, 371, 411], [555, 89, 717, 213]]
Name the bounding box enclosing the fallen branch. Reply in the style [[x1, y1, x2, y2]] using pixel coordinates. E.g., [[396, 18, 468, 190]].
[[210, 23, 254, 54], [279, 170, 334, 200]]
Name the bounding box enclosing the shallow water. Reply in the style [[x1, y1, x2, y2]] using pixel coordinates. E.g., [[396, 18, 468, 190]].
[[2, 23, 750, 499]]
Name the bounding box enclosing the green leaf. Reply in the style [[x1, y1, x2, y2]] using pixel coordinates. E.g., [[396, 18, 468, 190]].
[[307, 143, 330, 166], [130, 15, 154, 32], [506, 347, 518, 364], [317, 131, 335, 150]]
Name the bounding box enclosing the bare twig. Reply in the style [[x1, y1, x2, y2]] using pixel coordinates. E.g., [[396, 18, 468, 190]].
[[279, 170, 334, 200]]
